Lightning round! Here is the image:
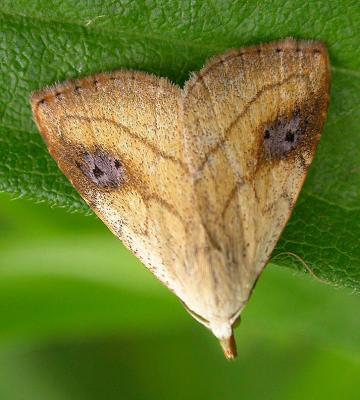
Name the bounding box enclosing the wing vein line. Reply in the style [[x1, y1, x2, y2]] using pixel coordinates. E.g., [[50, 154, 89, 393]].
[[193, 73, 307, 174], [63, 114, 189, 173]]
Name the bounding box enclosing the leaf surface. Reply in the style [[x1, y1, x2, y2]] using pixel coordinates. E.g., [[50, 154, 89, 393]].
[[0, 0, 359, 288]]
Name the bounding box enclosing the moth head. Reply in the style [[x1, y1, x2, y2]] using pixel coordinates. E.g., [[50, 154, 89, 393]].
[[182, 301, 240, 359]]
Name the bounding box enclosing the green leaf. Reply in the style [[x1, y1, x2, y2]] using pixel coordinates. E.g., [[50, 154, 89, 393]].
[[0, 1, 359, 288]]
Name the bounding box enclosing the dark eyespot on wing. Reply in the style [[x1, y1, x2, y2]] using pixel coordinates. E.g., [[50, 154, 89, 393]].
[[285, 131, 295, 143], [76, 150, 125, 188], [263, 110, 306, 159], [93, 165, 104, 178]]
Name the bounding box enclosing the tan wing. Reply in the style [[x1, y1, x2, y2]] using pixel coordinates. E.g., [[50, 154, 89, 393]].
[[31, 71, 195, 301], [182, 38, 330, 339]]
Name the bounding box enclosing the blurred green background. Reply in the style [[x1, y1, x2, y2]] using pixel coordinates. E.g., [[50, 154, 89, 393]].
[[1, 191, 360, 400], [1, 0, 360, 398]]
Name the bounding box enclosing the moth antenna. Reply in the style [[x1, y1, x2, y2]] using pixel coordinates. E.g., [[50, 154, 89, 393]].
[[272, 252, 331, 286]]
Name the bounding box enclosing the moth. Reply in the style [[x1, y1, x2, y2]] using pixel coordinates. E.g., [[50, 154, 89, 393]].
[[31, 38, 330, 359]]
